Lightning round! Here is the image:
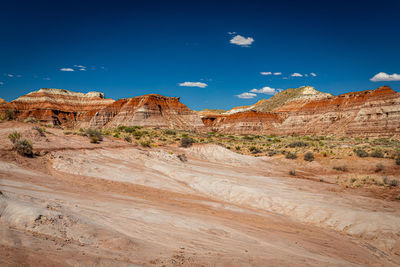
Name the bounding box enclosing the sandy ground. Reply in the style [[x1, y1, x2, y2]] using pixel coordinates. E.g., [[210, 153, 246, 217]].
[[1, 121, 400, 266]]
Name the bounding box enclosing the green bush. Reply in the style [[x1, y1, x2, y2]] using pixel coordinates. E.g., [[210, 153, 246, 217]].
[[333, 165, 348, 172], [369, 149, 384, 158], [354, 149, 368, 157], [390, 179, 398, 187], [90, 136, 99, 144], [164, 129, 176, 135], [304, 152, 314, 162], [285, 152, 297, 159], [8, 131, 21, 144], [24, 117, 38, 123], [177, 154, 187, 162], [33, 126, 46, 137], [180, 137, 195, 148], [124, 136, 132, 143], [140, 140, 151, 147], [288, 141, 309, 148], [86, 128, 103, 142], [1, 110, 16, 121], [14, 139, 33, 156]]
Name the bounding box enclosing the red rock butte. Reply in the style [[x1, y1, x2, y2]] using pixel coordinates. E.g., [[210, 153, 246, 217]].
[[1, 86, 399, 138]]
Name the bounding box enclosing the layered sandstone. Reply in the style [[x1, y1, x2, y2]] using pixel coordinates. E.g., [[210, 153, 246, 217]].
[[88, 94, 205, 130], [205, 86, 400, 138], [0, 88, 114, 127], [0, 98, 6, 104]]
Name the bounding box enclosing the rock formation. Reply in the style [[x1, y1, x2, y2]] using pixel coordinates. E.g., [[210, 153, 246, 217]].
[[203, 86, 400, 138], [0, 98, 6, 105], [87, 94, 204, 130], [0, 88, 114, 127]]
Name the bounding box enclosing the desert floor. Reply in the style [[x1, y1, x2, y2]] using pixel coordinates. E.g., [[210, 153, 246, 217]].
[[1, 121, 400, 266]]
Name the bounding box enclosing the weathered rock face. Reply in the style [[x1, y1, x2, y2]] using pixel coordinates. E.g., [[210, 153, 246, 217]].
[[0, 88, 114, 127], [204, 86, 400, 138], [88, 94, 205, 130], [0, 98, 6, 105]]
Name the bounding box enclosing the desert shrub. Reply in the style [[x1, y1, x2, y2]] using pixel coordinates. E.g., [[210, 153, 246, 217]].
[[24, 117, 38, 123], [79, 128, 84, 132], [33, 126, 46, 137], [304, 152, 314, 162], [242, 135, 254, 141], [390, 179, 399, 187], [354, 149, 368, 158], [235, 146, 241, 151], [124, 136, 132, 143], [90, 136, 99, 144], [383, 176, 390, 185], [8, 131, 21, 144], [14, 139, 33, 156], [289, 170, 296, 176], [124, 126, 141, 133], [285, 152, 297, 159], [1, 110, 16, 121], [177, 154, 187, 162], [86, 128, 103, 142], [333, 165, 348, 172], [322, 152, 327, 157], [113, 132, 120, 138], [288, 141, 309, 148], [140, 140, 151, 147], [180, 137, 195, 148], [396, 156, 400, 166], [164, 129, 176, 135], [63, 131, 72, 135], [268, 150, 278, 157], [375, 163, 384, 173], [249, 147, 262, 154], [369, 149, 384, 158]]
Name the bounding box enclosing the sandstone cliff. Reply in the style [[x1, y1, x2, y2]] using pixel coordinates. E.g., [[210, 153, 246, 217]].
[[0, 88, 114, 127], [204, 86, 400, 138], [87, 94, 204, 130]]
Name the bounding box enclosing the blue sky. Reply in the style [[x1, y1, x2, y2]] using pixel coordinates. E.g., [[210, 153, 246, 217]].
[[0, 0, 399, 110]]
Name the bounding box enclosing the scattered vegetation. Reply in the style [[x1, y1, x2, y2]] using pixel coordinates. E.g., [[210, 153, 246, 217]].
[[285, 152, 297, 159], [8, 131, 33, 156], [354, 149, 368, 158], [24, 117, 39, 123], [0, 110, 16, 121], [33, 126, 46, 137], [289, 170, 296, 176], [369, 149, 384, 158], [177, 154, 187, 162], [8, 131, 21, 144], [333, 165, 348, 172], [304, 152, 314, 162], [86, 129, 103, 143], [180, 137, 195, 148]]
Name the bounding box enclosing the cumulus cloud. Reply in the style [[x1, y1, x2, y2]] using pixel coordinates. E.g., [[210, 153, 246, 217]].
[[236, 92, 257, 99], [230, 35, 254, 47], [370, 72, 400, 82], [291, 73, 303, 77], [273, 72, 282, 75], [310, 72, 317, 77], [60, 68, 74, 72], [0, 81, 3, 85], [178, 81, 208, 88], [250, 86, 277, 95], [74, 65, 87, 71], [261, 72, 272, 75]]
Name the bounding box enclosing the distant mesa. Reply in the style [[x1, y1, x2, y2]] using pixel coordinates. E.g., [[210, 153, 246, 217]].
[[0, 86, 399, 138]]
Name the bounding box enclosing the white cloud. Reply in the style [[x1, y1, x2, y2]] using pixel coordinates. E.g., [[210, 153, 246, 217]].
[[178, 81, 208, 88], [291, 73, 303, 77], [228, 31, 237, 35], [236, 92, 257, 99], [250, 86, 277, 95], [370, 72, 400, 82], [43, 77, 51, 80], [7, 74, 14, 77], [261, 72, 272, 75], [74, 65, 86, 68], [230, 35, 254, 47], [273, 72, 282, 75], [60, 68, 74, 72], [0, 82, 3, 85], [310, 72, 317, 77]]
